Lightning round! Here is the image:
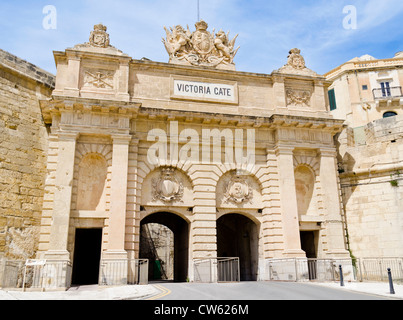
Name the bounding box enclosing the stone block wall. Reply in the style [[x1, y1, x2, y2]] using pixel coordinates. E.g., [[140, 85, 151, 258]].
[[0, 49, 54, 259], [338, 115, 403, 258]]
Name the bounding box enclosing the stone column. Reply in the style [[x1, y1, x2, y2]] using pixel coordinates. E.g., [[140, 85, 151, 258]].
[[319, 148, 350, 258], [104, 134, 132, 260], [275, 145, 306, 258], [45, 131, 79, 261]]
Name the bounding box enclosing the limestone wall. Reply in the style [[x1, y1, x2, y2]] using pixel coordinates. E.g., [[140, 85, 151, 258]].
[[0, 49, 54, 259], [338, 115, 403, 258]]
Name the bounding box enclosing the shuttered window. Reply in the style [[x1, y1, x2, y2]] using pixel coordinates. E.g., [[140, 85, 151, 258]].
[[328, 89, 337, 111]]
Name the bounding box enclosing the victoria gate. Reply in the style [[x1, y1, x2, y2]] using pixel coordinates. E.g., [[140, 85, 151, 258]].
[[35, 21, 352, 289]]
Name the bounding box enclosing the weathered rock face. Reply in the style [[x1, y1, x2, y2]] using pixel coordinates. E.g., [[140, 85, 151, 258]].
[[0, 49, 54, 259]]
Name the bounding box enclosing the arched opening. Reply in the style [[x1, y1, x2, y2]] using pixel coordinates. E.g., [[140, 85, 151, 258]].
[[217, 214, 259, 281], [383, 111, 397, 118], [140, 212, 189, 282]]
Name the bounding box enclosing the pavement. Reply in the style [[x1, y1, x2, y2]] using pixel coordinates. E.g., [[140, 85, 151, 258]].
[[0, 281, 402, 300]]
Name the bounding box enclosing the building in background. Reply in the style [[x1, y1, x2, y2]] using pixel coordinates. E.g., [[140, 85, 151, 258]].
[[325, 53, 403, 259]]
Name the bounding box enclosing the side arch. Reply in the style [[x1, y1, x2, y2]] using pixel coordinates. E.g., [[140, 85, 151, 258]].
[[139, 211, 190, 282]]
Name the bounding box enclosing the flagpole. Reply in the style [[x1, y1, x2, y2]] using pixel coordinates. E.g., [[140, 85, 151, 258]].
[[197, 0, 200, 21]]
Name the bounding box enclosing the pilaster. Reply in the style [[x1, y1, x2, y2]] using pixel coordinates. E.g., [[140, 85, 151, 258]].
[[44, 131, 79, 261], [103, 134, 132, 260], [275, 145, 306, 258], [319, 147, 350, 258]]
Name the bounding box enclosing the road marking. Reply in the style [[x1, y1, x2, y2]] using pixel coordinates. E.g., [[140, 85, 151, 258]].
[[146, 284, 172, 300]]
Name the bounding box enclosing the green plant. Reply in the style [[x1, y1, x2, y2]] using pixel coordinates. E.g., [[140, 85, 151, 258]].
[[390, 180, 399, 187]]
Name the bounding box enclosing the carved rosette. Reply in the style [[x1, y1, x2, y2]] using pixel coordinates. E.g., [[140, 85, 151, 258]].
[[163, 20, 240, 70], [152, 167, 184, 203], [224, 174, 253, 204]]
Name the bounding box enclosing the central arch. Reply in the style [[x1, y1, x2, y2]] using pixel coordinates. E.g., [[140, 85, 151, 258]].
[[217, 213, 259, 281], [140, 212, 189, 282]]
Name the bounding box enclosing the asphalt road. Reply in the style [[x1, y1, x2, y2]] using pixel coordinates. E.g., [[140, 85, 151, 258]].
[[147, 281, 390, 300]]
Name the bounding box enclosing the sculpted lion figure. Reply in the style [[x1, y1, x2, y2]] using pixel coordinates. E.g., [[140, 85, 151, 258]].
[[214, 30, 239, 63], [162, 25, 191, 57]]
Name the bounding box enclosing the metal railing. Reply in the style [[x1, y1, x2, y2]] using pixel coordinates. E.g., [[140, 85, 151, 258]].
[[358, 258, 403, 283], [193, 257, 240, 283], [0, 258, 148, 290], [266, 258, 356, 282], [373, 86, 402, 99], [0, 260, 72, 290], [218, 258, 240, 282], [99, 259, 149, 286]]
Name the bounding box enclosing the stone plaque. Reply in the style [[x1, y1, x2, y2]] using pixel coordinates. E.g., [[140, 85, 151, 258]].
[[170, 76, 238, 104]]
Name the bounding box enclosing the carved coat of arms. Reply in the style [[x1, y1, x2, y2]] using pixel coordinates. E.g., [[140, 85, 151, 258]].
[[191, 20, 214, 58], [163, 20, 239, 70], [152, 167, 184, 203], [276, 48, 319, 77], [89, 24, 110, 48], [224, 175, 253, 204]]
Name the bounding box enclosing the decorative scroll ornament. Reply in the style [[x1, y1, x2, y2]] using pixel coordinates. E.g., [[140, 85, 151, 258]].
[[224, 174, 253, 204], [152, 167, 184, 203], [163, 20, 240, 70]]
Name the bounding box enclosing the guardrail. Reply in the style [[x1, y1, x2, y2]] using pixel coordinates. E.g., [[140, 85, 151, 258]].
[[194, 257, 240, 283], [358, 258, 403, 283], [99, 259, 149, 286], [1, 257, 402, 288], [0, 259, 72, 290], [0, 258, 148, 290]]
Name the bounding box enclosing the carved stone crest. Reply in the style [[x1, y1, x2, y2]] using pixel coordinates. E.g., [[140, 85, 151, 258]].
[[152, 167, 184, 203], [287, 48, 306, 70], [89, 24, 110, 48], [286, 88, 312, 107], [192, 20, 214, 57], [84, 70, 114, 89], [276, 48, 319, 77], [224, 174, 253, 204], [163, 20, 240, 70]]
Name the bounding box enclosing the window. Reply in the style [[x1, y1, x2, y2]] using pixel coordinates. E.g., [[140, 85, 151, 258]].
[[328, 89, 337, 111], [362, 85, 368, 90], [383, 111, 397, 118], [380, 82, 391, 97]]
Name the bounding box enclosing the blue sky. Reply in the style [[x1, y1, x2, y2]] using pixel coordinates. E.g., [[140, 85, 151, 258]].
[[1, 0, 403, 75]]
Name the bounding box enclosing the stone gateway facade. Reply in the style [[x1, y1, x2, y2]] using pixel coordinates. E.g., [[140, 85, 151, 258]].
[[7, 21, 397, 288]]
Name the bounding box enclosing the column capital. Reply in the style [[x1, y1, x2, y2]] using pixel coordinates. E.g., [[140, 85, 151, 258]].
[[111, 134, 132, 145], [274, 145, 295, 156], [319, 147, 337, 158], [57, 131, 79, 141]]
